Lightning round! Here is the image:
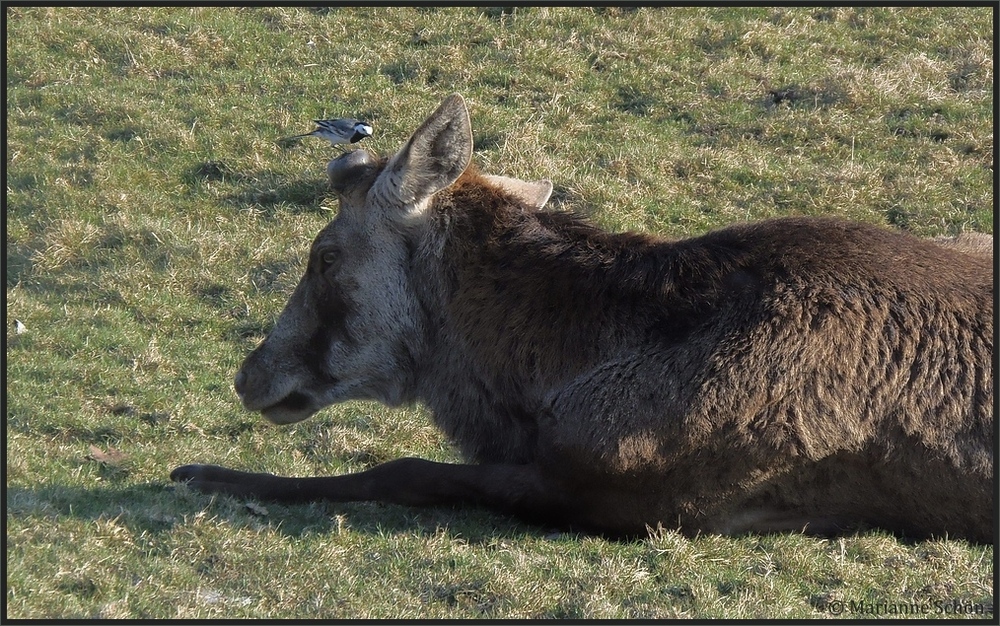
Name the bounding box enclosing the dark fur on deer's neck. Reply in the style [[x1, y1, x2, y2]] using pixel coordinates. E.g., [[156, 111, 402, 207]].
[[433, 170, 728, 365], [410, 167, 750, 461]]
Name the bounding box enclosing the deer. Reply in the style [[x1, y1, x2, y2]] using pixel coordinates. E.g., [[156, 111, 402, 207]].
[[172, 94, 994, 543]]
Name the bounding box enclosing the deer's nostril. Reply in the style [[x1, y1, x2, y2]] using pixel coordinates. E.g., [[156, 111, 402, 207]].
[[234, 370, 247, 396]]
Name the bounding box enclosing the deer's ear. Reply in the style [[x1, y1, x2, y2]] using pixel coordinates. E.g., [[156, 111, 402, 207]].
[[378, 94, 472, 208], [483, 175, 554, 210]]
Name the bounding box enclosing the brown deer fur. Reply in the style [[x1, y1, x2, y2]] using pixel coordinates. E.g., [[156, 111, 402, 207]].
[[172, 94, 994, 542]]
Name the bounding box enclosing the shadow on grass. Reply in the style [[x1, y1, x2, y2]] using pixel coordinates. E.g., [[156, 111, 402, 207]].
[[221, 175, 331, 217], [6, 481, 539, 542], [182, 159, 333, 217]]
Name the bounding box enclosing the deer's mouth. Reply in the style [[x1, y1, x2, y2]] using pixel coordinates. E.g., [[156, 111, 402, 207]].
[[259, 391, 318, 425]]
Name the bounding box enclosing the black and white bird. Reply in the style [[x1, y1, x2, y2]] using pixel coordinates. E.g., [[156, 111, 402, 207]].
[[292, 118, 373, 147]]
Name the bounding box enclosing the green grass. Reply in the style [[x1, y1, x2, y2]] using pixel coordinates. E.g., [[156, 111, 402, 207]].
[[5, 6, 994, 620]]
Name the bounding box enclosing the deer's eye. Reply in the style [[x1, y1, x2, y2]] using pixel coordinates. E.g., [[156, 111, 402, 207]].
[[316, 250, 340, 274]]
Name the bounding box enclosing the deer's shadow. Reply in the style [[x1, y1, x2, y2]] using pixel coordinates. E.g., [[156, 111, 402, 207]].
[[7, 481, 541, 543]]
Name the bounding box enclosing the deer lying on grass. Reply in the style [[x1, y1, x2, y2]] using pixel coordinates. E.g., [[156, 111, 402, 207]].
[[172, 94, 993, 542]]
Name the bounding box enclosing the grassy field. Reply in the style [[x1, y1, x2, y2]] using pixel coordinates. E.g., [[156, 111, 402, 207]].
[[5, 6, 995, 620]]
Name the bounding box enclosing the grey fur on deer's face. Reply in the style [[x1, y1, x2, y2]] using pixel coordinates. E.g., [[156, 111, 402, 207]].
[[236, 157, 430, 424], [236, 95, 542, 425]]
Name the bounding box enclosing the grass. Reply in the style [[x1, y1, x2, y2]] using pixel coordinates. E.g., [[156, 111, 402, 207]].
[[5, 5, 995, 620]]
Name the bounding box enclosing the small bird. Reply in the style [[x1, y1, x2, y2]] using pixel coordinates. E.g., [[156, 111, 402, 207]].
[[291, 118, 373, 148]]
